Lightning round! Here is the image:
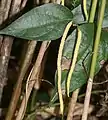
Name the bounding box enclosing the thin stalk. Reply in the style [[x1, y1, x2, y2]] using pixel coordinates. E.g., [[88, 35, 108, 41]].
[[89, 0, 98, 23], [78, 90, 106, 99], [66, 27, 82, 97], [15, 41, 48, 120], [82, 0, 106, 120], [57, 21, 72, 115], [89, 0, 106, 78], [5, 41, 37, 120], [67, 89, 79, 120], [83, 0, 88, 21]]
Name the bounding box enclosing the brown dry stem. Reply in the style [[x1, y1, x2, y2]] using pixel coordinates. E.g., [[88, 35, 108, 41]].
[[0, 0, 27, 115], [15, 41, 48, 120], [5, 41, 37, 120], [67, 89, 79, 120]]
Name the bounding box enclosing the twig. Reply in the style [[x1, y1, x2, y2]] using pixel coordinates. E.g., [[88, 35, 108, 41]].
[[82, 1, 106, 120], [15, 41, 48, 120], [20, 0, 28, 10], [36, 103, 94, 118], [5, 41, 37, 120], [67, 89, 79, 120], [78, 90, 106, 99], [93, 79, 108, 85]]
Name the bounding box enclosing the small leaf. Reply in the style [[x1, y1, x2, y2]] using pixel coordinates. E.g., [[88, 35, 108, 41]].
[[72, 5, 84, 24], [0, 3, 73, 41], [50, 23, 108, 103]]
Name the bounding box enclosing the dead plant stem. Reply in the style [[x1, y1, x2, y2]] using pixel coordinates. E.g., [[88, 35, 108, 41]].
[[5, 41, 37, 120], [67, 89, 79, 120], [15, 41, 48, 120]]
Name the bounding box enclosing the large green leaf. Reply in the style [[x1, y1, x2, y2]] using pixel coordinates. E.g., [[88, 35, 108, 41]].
[[50, 23, 108, 104], [0, 3, 73, 41]]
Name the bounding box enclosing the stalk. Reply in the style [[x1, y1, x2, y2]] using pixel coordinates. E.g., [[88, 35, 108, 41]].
[[82, 0, 106, 120]]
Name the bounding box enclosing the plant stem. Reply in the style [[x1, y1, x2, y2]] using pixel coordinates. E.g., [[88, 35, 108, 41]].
[[89, 1, 106, 78], [67, 89, 79, 120], [78, 90, 106, 99], [15, 41, 48, 120], [89, 0, 98, 23], [5, 41, 37, 120], [57, 21, 72, 115], [66, 27, 82, 97], [82, 0, 106, 120], [61, 0, 64, 6], [83, 0, 88, 21]]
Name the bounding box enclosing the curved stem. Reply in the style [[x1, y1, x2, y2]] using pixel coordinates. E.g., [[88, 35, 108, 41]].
[[67, 27, 82, 97], [57, 21, 72, 115], [83, 0, 88, 21]]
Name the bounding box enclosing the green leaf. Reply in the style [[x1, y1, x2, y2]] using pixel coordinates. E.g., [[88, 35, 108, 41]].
[[72, 5, 84, 24], [50, 23, 108, 104], [0, 3, 73, 41]]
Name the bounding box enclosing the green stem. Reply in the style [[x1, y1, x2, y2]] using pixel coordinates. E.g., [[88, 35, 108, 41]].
[[30, 90, 38, 111], [89, 0, 98, 22], [82, 1, 106, 120], [90, 0, 106, 78], [83, 0, 88, 21]]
